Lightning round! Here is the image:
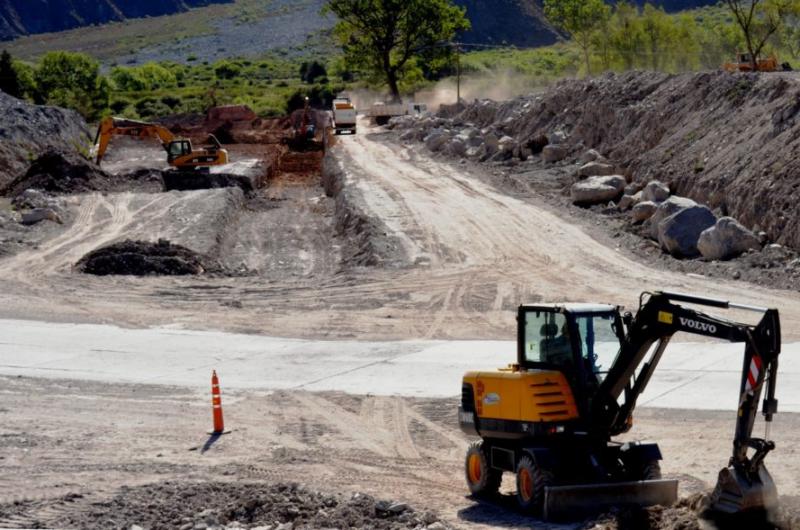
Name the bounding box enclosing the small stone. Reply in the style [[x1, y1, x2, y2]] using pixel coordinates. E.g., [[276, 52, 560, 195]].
[[578, 161, 616, 178]]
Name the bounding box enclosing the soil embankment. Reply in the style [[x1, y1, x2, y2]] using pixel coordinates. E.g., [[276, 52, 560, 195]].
[[452, 71, 800, 250]]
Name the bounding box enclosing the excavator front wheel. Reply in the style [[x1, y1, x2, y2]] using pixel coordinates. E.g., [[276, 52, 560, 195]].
[[465, 441, 501, 496], [515, 455, 552, 514]]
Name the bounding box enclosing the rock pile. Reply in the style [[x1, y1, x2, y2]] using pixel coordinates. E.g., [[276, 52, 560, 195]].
[[0, 91, 91, 189], [55, 481, 452, 530], [394, 70, 800, 252], [1, 150, 162, 197], [77, 239, 218, 276]]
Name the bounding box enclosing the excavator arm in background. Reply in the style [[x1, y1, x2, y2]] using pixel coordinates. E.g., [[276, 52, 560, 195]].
[[594, 291, 781, 514], [93, 116, 229, 169]]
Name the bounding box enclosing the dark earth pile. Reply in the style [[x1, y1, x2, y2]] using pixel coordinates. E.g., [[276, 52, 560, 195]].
[[451, 71, 800, 251], [0, 92, 90, 188], [76, 239, 217, 276], [162, 170, 254, 193], [1, 149, 162, 197], [54, 481, 450, 530], [586, 493, 800, 530]]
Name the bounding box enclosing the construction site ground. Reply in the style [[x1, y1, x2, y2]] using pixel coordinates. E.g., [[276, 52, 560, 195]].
[[2, 119, 800, 528]]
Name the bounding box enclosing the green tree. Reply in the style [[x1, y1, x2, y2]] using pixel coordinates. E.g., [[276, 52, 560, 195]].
[[723, 0, 794, 70], [300, 60, 328, 83], [608, 1, 646, 70], [214, 60, 242, 80], [12, 60, 37, 99], [111, 62, 176, 91], [35, 51, 109, 120], [325, 0, 470, 102], [641, 4, 677, 71], [544, 0, 611, 76], [0, 50, 22, 98]]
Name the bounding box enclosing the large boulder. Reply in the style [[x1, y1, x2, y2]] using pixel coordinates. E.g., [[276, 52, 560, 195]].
[[649, 196, 697, 239], [21, 207, 63, 225], [571, 175, 626, 205], [697, 217, 762, 260], [542, 144, 568, 163], [657, 205, 717, 258], [632, 201, 657, 223], [578, 161, 616, 178], [618, 191, 642, 211], [642, 180, 670, 203], [579, 149, 602, 164], [424, 131, 449, 152], [446, 138, 467, 157]]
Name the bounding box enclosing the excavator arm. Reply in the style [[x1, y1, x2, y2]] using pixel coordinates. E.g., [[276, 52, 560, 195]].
[[93, 117, 176, 165], [595, 291, 781, 513]]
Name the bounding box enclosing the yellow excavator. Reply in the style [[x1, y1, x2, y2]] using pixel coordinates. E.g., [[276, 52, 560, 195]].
[[93, 117, 229, 169], [461, 291, 782, 520]]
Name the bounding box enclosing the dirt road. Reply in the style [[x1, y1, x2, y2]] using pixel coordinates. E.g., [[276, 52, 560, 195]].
[[2, 124, 800, 340]]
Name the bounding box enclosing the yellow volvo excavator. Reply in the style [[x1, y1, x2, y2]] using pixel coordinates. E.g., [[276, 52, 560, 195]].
[[93, 117, 229, 169], [460, 291, 782, 520]]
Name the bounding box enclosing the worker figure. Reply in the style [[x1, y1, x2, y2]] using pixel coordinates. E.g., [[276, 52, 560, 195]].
[[540, 321, 572, 365]]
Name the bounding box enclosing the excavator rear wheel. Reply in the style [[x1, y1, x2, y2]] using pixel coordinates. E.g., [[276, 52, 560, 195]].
[[515, 455, 552, 515], [464, 441, 501, 496]]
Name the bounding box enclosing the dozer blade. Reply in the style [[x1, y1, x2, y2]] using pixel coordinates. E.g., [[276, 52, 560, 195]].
[[543, 479, 678, 521], [710, 465, 777, 514]]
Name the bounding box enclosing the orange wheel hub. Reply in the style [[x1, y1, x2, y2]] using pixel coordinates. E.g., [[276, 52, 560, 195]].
[[519, 468, 533, 501], [468, 453, 482, 484]]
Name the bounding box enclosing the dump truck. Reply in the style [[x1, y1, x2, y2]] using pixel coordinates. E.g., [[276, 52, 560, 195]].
[[93, 117, 229, 169], [461, 291, 782, 520], [723, 53, 790, 72], [332, 97, 357, 135], [366, 101, 427, 126]]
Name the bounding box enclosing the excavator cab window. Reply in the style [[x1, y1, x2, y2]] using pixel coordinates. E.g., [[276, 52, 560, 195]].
[[167, 140, 192, 162], [572, 312, 623, 383], [522, 310, 574, 367]]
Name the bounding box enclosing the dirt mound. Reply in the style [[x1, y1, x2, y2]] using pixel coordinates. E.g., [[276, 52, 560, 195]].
[[0, 92, 91, 189], [1, 150, 162, 197], [445, 71, 800, 251], [76, 239, 218, 276], [162, 170, 255, 193], [54, 481, 450, 530]]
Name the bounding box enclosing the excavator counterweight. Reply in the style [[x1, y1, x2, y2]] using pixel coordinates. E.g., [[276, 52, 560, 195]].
[[460, 291, 782, 520]]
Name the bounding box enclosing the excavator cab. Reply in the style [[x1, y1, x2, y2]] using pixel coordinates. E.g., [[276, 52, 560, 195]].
[[167, 140, 193, 163]]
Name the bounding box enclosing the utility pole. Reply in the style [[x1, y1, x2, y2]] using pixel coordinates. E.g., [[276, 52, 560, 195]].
[[455, 42, 461, 106]]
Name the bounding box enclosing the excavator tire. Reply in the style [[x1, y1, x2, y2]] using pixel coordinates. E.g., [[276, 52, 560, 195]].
[[465, 441, 501, 496], [515, 455, 553, 514]]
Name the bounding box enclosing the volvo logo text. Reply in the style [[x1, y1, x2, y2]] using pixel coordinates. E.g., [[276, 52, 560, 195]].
[[679, 317, 717, 333]]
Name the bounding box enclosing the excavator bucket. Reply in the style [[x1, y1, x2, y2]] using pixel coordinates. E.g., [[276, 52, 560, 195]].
[[711, 465, 778, 514], [543, 479, 678, 521]]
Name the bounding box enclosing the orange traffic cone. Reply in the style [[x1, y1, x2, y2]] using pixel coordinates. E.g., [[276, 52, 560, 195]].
[[209, 370, 231, 435]]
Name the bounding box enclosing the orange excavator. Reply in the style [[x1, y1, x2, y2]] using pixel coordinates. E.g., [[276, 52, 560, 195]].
[[93, 117, 229, 169]]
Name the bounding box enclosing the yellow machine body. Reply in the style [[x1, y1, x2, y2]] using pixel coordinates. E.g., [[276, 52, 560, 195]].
[[463, 367, 579, 431]]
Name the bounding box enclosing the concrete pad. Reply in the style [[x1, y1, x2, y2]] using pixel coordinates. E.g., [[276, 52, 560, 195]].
[[0, 319, 797, 412]]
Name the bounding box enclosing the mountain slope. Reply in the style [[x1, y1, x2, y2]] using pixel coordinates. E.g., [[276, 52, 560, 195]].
[[0, 0, 233, 41]]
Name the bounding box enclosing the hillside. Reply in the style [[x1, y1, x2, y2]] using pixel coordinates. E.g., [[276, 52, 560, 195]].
[[2, 0, 720, 63], [0, 0, 233, 41]]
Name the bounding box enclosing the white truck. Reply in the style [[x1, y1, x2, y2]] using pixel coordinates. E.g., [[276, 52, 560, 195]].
[[366, 101, 428, 126], [332, 97, 357, 135]]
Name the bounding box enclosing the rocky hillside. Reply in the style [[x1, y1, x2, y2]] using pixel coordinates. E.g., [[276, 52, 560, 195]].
[[0, 0, 232, 41], [0, 92, 91, 188], [436, 71, 800, 250]]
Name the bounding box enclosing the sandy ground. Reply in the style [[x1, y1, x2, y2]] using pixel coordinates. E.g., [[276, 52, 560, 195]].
[[1, 376, 798, 529], [1, 122, 800, 340], [2, 120, 800, 528]]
